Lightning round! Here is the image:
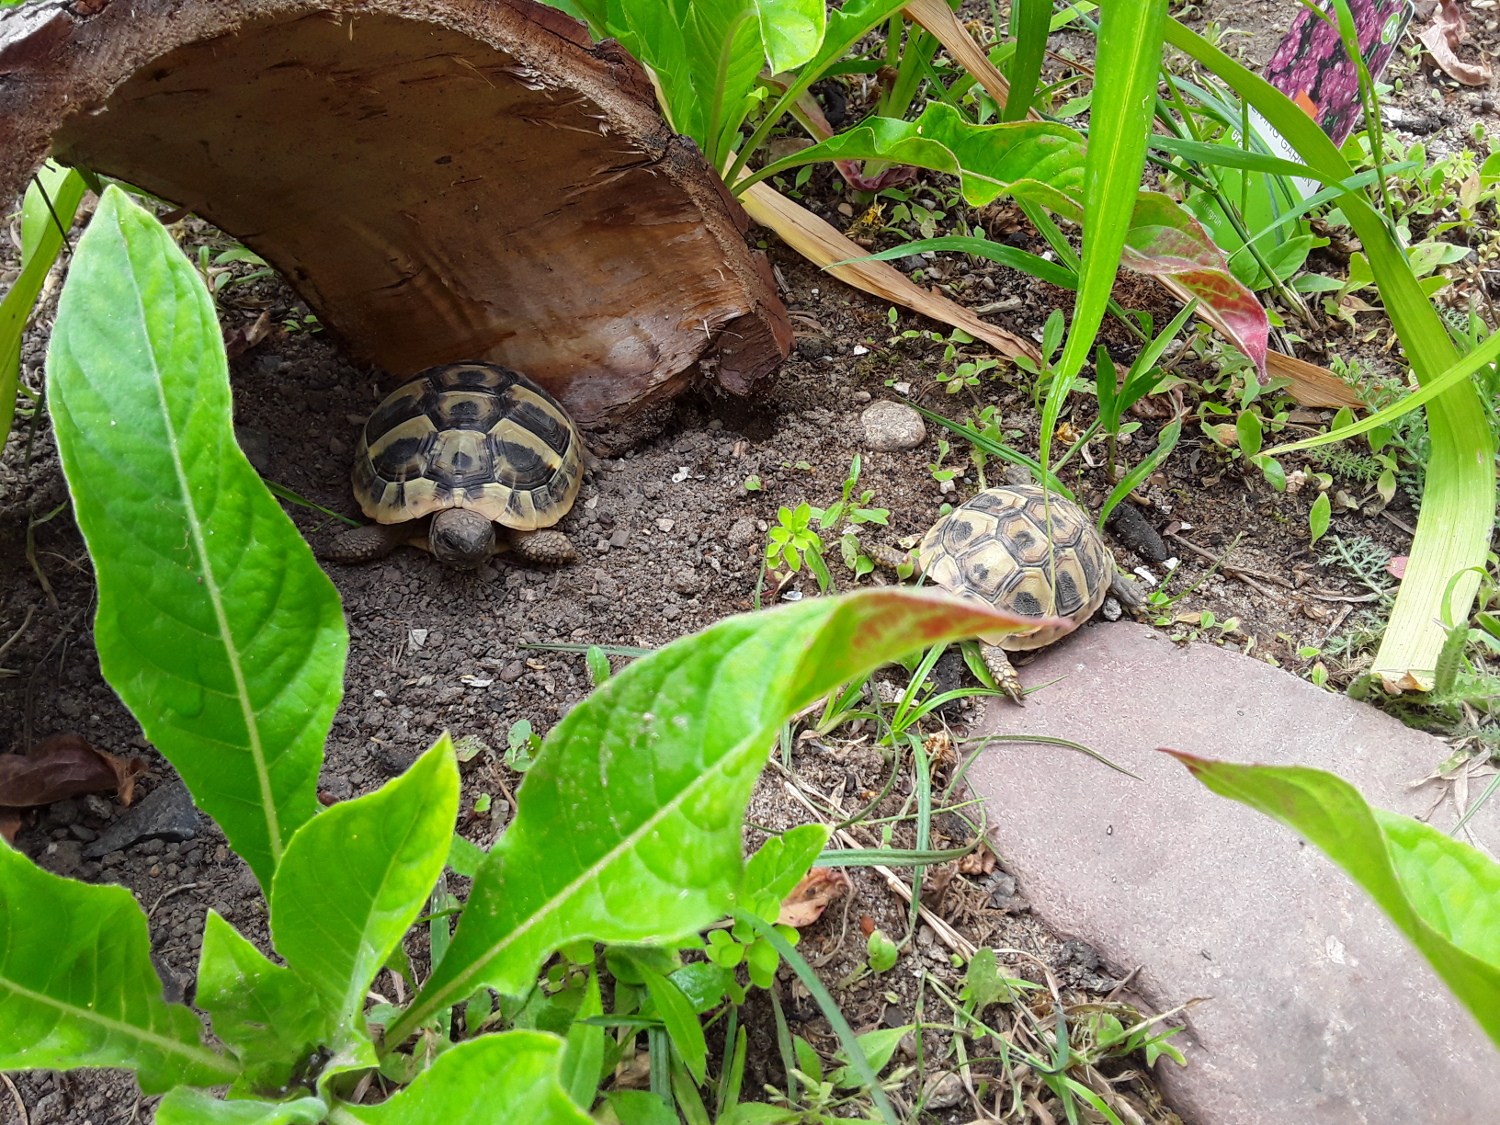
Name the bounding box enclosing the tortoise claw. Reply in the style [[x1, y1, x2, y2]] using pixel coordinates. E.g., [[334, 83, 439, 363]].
[[981, 644, 1025, 706], [322, 523, 412, 565], [507, 529, 576, 565]]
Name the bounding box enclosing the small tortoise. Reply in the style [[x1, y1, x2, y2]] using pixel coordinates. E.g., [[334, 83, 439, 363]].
[[326, 362, 585, 569], [875, 482, 1141, 704]]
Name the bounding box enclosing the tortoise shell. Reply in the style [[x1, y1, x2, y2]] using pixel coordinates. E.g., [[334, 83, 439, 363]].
[[918, 484, 1111, 651], [353, 363, 583, 531]]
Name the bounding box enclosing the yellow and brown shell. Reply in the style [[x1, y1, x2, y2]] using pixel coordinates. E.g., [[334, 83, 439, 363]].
[[353, 363, 583, 531], [918, 484, 1111, 651]]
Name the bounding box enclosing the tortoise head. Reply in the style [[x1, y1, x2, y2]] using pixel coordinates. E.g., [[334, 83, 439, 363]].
[[429, 508, 496, 568]]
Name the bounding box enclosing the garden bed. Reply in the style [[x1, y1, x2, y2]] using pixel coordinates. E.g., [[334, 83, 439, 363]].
[[1, 0, 1497, 1120]]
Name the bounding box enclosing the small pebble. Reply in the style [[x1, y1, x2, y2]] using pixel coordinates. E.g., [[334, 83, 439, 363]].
[[861, 401, 926, 452], [923, 1072, 966, 1110]]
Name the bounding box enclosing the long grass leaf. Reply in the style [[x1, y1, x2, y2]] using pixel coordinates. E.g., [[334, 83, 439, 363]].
[[1002, 0, 1051, 120], [1165, 18, 1494, 690], [1045, 0, 1169, 470]]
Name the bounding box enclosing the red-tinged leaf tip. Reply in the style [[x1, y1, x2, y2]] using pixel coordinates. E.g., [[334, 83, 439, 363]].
[[1158, 747, 1208, 773], [1120, 193, 1269, 380]]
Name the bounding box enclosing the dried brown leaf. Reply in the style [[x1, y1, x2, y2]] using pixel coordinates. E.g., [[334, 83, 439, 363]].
[[0, 811, 21, 844], [740, 183, 1038, 361], [1419, 0, 1493, 85], [778, 866, 853, 928], [919, 863, 956, 912], [958, 841, 997, 876], [0, 732, 147, 809], [1265, 349, 1366, 409]]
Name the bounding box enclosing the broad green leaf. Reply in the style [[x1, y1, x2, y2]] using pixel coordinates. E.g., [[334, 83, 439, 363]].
[[448, 832, 487, 878], [608, 1091, 680, 1125], [743, 823, 830, 920], [197, 911, 331, 1090], [640, 964, 709, 1084], [1, 163, 87, 449], [339, 1031, 594, 1125], [560, 967, 606, 1111], [1049, 0, 1169, 468], [156, 1089, 326, 1125], [684, 0, 765, 165], [1169, 754, 1500, 1047], [271, 737, 458, 1047], [0, 840, 237, 1091], [828, 1024, 910, 1088], [1165, 18, 1493, 691], [386, 590, 1049, 1043], [1308, 491, 1331, 545], [46, 186, 348, 886], [727, 0, 909, 186], [752, 0, 825, 73], [741, 103, 1084, 210]]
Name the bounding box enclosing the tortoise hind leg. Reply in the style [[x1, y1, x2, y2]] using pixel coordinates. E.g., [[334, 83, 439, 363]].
[[981, 644, 1026, 706], [322, 522, 416, 565], [506, 529, 577, 565]]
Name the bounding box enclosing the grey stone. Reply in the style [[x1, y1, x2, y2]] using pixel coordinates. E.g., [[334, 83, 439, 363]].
[[234, 424, 274, 475], [80, 793, 114, 819], [726, 517, 758, 548], [965, 622, 1500, 1124], [860, 401, 926, 452], [30, 1092, 70, 1125], [40, 839, 82, 876], [84, 781, 202, 858], [922, 1071, 965, 1109]]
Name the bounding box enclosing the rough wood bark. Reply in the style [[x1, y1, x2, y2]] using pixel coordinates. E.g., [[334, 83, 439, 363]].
[[0, 0, 791, 427]]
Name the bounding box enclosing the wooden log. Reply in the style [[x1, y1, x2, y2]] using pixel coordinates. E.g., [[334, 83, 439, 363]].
[[0, 0, 791, 427]]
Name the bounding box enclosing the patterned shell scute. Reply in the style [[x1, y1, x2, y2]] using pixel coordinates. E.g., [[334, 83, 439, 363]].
[[353, 363, 583, 531], [918, 484, 1110, 651]]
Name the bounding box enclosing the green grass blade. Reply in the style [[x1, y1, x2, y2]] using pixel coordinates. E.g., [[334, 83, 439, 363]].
[[1002, 0, 1050, 121], [736, 911, 898, 1125], [1, 165, 87, 449], [1046, 0, 1169, 469], [830, 235, 1078, 289]]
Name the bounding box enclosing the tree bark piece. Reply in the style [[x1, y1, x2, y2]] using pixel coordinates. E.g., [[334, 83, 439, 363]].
[[0, 0, 790, 427]]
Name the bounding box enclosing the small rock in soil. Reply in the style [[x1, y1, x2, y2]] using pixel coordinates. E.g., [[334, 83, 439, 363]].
[[377, 745, 420, 776], [1106, 502, 1168, 563], [84, 781, 201, 858], [860, 401, 926, 452], [234, 424, 274, 475], [30, 1092, 70, 1125], [795, 336, 834, 361], [923, 1071, 966, 1109]]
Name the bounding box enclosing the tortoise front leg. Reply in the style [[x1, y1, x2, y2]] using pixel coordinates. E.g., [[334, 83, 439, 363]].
[[322, 521, 420, 565], [505, 528, 577, 565], [981, 644, 1026, 706]]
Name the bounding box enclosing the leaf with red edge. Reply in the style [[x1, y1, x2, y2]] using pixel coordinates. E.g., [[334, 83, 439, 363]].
[[385, 588, 1055, 1044], [1121, 193, 1269, 380]]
